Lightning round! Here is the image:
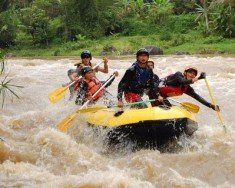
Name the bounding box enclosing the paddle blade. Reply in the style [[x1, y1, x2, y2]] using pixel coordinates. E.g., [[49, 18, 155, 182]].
[[181, 102, 200, 113], [77, 105, 107, 113], [57, 113, 77, 132], [48, 86, 67, 103]]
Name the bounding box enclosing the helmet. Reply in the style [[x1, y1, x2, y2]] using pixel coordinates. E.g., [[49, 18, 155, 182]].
[[81, 66, 93, 76], [67, 69, 76, 76], [184, 67, 198, 76], [136, 48, 149, 58], [81, 50, 92, 59]]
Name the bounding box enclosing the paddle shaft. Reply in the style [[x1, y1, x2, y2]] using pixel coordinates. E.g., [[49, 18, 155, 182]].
[[110, 99, 156, 108], [168, 98, 183, 105], [205, 78, 226, 131], [57, 74, 116, 132]]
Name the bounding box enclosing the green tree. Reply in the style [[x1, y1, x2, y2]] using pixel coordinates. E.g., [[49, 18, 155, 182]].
[[0, 9, 18, 47], [195, 0, 213, 34], [149, 0, 174, 24], [61, 0, 117, 39], [170, 0, 198, 14], [0, 0, 9, 12], [32, 0, 63, 18], [21, 6, 52, 45], [212, 3, 234, 38]]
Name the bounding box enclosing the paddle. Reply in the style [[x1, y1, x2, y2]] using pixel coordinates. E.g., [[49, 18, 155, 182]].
[[48, 61, 103, 104], [57, 74, 116, 132], [76, 98, 199, 114], [204, 78, 226, 132], [168, 98, 200, 113], [76, 99, 157, 114]]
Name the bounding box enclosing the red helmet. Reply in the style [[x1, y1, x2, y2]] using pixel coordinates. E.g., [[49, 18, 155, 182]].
[[184, 67, 198, 76]]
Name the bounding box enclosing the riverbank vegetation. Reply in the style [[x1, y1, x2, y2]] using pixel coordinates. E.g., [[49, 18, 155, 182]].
[[0, 0, 234, 56]]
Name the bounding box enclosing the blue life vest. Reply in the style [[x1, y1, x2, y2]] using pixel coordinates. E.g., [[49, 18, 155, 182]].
[[129, 62, 151, 91]]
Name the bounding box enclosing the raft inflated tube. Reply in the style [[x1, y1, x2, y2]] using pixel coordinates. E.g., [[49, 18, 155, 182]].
[[86, 106, 196, 127]]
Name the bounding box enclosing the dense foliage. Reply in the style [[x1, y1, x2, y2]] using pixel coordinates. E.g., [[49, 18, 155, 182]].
[[0, 0, 234, 51]]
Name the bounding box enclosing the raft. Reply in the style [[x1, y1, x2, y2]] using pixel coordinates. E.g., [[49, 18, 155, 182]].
[[85, 105, 198, 149]]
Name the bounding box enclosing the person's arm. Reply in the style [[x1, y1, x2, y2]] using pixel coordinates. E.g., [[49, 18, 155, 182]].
[[185, 86, 211, 107], [103, 71, 118, 88], [149, 71, 164, 102], [185, 86, 220, 111], [117, 69, 133, 101], [97, 57, 108, 73]]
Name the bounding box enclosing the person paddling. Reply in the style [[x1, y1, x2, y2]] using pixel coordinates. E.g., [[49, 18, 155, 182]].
[[75, 66, 118, 105], [117, 48, 163, 108], [64, 50, 109, 100], [74, 50, 108, 75], [157, 67, 220, 111]]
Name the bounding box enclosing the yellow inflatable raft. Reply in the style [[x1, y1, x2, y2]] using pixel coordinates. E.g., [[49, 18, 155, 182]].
[[86, 105, 198, 149]]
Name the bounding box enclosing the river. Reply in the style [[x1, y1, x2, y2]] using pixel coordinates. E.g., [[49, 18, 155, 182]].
[[0, 55, 234, 187]]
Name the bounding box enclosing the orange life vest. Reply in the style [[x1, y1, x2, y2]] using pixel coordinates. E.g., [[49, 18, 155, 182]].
[[84, 77, 104, 101]]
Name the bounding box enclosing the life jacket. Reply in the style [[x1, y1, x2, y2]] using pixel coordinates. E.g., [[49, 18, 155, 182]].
[[159, 74, 189, 97], [129, 63, 151, 92], [84, 77, 104, 101]]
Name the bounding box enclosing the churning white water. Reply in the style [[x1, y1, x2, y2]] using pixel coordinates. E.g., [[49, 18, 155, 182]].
[[0, 55, 234, 187]]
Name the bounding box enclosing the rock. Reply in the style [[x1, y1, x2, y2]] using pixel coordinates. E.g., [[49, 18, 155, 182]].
[[144, 46, 163, 55], [101, 44, 117, 55]]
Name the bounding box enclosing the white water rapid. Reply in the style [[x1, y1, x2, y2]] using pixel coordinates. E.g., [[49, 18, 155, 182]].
[[0, 55, 234, 187]]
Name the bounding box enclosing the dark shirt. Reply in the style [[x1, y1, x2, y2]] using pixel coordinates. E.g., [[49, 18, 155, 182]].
[[117, 62, 159, 100], [165, 71, 193, 86], [164, 71, 211, 107]]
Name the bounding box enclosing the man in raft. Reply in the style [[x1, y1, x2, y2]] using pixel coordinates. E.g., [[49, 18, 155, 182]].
[[157, 66, 220, 111], [64, 50, 109, 100], [75, 66, 118, 105], [117, 48, 163, 108]]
